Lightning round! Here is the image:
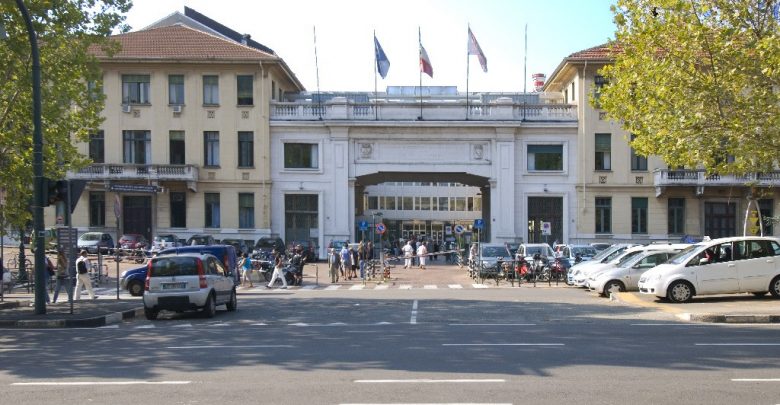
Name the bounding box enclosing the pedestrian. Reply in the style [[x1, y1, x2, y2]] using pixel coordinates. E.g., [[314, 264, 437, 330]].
[[402, 240, 413, 269], [74, 250, 97, 300], [349, 245, 359, 279], [52, 249, 72, 303], [340, 243, 351, 280], [330, 249, 341, 282], [240, 253, 254, 287], [43, 254, 54, 304], [417, 241, 428, 270], [266, 249, 288, 289], [358, 241, 367, 279]]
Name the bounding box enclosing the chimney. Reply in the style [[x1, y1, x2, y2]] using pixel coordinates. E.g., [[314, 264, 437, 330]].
[[241, 34, 251, 45]]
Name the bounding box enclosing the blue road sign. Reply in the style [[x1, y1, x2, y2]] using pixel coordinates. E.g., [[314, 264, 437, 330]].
[[359, 220, 369, 231], [474, 219, 485, 230]]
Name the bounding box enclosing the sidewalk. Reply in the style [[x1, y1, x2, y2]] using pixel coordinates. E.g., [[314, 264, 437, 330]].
[[612, 291, 780, 323]]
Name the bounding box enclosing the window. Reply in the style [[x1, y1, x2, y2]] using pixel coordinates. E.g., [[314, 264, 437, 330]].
[[168, 74, 184, 105], [89, 192, 105, 227], [170, 192, 186, 228], [239, 193, 254, 229], [595, 197, 612, 234], [570, 82, 575, 101], [438, 197, 449, 211], [204, 131, 220, 167], [527, 145, 563, 171], [401, 197, 413, 210], [122, 130, 151, 164], [668, 198, 685, 235], [88, 130, 104, 163], [284, 143, 319, 169], [237, 75, 253, 105], [384, 196, 396, 210], [593, 75, 608, 107], [203, 75, 219, 105], [631, 197, 648, 234], [169, 131, 185, 165], [759, 199, 774, 235], [367, 196, 378, 210], [238, 131, 254, 168], [416, 197, 430, 211], [595, 133, 611, 170], [630, 134, 647, 171], [121, 74, 150, 104], [205, 193, 220, 228], [87, 79, 101, 101]]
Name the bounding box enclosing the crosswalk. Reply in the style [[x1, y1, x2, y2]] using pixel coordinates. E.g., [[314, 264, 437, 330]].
[[240, 282, 534, 291]]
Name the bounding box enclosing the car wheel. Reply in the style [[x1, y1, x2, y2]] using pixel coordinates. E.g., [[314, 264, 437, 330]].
[[128, 280, 144, 297], [602, 280, 625, 297], [667, 280, 694, 303], [769, 276, 780, 298], [226, 289, 237, 311], [202, 293, 216, 318], [144, 307, 158, 320]]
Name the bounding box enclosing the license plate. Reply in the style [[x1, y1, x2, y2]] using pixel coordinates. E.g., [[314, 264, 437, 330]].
[[162, 282, 186, 290]]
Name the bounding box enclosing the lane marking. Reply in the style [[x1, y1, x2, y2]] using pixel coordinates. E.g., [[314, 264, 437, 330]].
[[135, 324, 155, 329], [301, 285, 317, 290], [442, 343, 564, 346], [11, 381, 191, 386], [399, 284, 412, 290], [731, 378, 780, 382], [325, 285, 341, 290], [341, 403, 511, 405], [410, 300, 418, 324], [354, 379, 506, 383], [448, 284, 463, 289], [349, 285, 365, 290], [172, 323, 193, 328], [472, 284, 488, 289], [423, 285, 438, 289], [696, 343, 780, 346], [375, 284, 389, 290], [250, 322, 267, 326], [449, 324, 536, 326], [166, 345, 292, 349], [631, 323, 709, 326]]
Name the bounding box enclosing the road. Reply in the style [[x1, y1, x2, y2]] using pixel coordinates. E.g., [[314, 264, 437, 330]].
[[1, 287, 779, 405]]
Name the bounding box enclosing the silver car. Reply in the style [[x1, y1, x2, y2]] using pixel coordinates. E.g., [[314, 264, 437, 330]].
[[588, 250, 678, 296], [142, 253, 237, 320]]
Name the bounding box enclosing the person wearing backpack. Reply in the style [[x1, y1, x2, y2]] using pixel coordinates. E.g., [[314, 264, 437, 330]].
[[74, 250, 97, 300]]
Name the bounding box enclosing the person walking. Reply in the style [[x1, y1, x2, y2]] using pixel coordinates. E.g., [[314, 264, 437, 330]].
[[358, 242, 367, 279], [417, 241, 428, 270], [402, 240, 413, 269], [51, 249, 73, 304], [340, 243, 351, 280], [349, 245, 359, 279], [74, 250, 97, 300], [240, 253, 254, 287], [266, 249, 288, 289]]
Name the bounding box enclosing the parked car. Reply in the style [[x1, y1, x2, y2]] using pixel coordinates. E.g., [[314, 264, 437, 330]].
[[516, 243, 556, 264], [119, 233, 148, 249], [590, 243, 612, 252], [142, 252, 237, 320], [556, 244, 598, 267], [571, 243, 690, 287], [186, 234, 216, 246], [477, 243, 514, 277], [568, 244, 640, 286], [77, 232, 114, 254], [221, 238, 249, 256], [151, 234, 181, 252], [639, 236, 780, 303], [253, 236, 285, 257], [288, 239, 318, 262], [121, 244, 240, 296], [588, 250, 679, 296]]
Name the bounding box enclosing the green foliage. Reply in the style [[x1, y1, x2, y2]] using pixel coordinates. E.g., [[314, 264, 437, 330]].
[[599, 0, 780, 175], [0, 0, 130, 230]]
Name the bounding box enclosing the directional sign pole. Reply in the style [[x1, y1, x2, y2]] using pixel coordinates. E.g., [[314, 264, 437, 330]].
[[114, 194, 121, 300]]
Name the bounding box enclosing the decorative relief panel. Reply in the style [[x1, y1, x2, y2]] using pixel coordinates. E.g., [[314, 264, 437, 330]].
[[359, 143, 373, 159], [207, 110, 215, 119]]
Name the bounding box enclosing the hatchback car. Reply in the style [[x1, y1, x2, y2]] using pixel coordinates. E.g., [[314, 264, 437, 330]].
[[221, 238, 250, 256], [142, 252, 237, 319], [588, 250, 679, 296], [556, 244, 598, 267], [77, 232, 115, 254], [151, 234, 181, 252], [119, 233, 148, 249], [639, 236, 780, 303], [186, 234, 216, 246], [254, 236, 285, 257]]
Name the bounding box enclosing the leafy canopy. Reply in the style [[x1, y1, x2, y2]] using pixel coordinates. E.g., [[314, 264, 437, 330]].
[[599, 0, 780, 175], [0, 0, 130, 231]]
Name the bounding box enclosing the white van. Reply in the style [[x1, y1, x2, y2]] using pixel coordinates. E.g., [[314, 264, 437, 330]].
[[638, 236, 780, 303]]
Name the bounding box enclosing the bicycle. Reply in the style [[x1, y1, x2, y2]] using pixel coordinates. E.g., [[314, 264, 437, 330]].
[[6, 256, 32, 271]]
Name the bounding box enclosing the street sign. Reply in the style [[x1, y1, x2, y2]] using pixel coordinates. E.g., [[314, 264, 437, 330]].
[[56, 227, 78, 252], [109, 184, 161, 193], [113, 194, 121, 219], [473, 219, 484, 230], [375, 223, 386, 234], [358, 220, 369, 231], [453, 224, 465, 235], [541, 221, 552, 235]]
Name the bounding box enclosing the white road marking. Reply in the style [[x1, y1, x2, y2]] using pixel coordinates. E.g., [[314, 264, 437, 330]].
[[135, 324, 155, 329], [423, 285, 438, 289], [442, 343, 564, 346], [290, 322, 309, 326], [472, 284, 488, 289], [731, 378, 780, 382], [349, 285, 365, 290], [11, 381, 191, 386], [172, 323, 193, 328], [631, 323, 709, 326], [354, 379, 505, 383], [301, 285, 317, 290], [410, 300, 418, 324], [210, 323, 230, 327], [97, 325, 119, 329], [696, 343, 780, 346], [448, 284, 463, 289], [449, 324, 536, 326], [375, 284, 389, 290], [341, 403, 511, 405], [250, 322, 267, 326], [166, 345, 292, 349], [325, 285, 341, 290], [399, 284, 412, 289]]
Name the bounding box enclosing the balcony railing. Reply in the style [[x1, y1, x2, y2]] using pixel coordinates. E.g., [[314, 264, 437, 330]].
[[270, 98, 577, 122], [654, 169, 780, 187], [68, 164, 199, 182]]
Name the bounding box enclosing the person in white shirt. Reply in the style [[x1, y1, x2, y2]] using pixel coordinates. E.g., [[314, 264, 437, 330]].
[[417, 242, 428, 270], [74, 250, 97, 300], [402, 241, 414, 269]]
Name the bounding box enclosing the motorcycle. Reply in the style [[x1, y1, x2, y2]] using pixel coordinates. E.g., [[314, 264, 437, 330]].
[[549, 256, 568, 282]]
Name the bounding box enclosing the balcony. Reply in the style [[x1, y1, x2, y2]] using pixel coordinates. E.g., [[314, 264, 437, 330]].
[[270, 97, 577, 122], [68, 164, 199, 190], [654, 169, 780, 196]]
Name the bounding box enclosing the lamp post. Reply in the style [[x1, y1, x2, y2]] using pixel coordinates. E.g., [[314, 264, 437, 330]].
[[15, 0, 46, 314]]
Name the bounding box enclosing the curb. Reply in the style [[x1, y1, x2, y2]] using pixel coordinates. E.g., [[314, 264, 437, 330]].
[[1, 306, 144, 329], [612, 292, 780, 324]]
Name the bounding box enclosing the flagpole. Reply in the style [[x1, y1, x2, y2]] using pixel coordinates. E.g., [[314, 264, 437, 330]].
[[418, 26, 423, 121], [313, 26, 323, 120], [374, 30, 378, 120], [522, 23, 527, 121], [466, 24, 470, 121]]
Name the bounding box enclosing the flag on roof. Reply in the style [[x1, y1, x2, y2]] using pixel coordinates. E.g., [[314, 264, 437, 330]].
[[419, 41, 433, 77], [374, 35, 390, 79], [467, 27, 487, 73]]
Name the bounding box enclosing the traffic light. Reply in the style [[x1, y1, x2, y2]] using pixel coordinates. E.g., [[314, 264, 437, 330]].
[[44, 179, 67, 206]]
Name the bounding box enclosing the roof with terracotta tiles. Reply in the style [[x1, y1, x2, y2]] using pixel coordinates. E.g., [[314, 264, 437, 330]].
[[90, 24, 276, 61], [566, 43, 620, 61]]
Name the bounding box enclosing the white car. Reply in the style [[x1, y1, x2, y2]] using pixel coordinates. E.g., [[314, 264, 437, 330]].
[[638, 236, 780, 303], [588, 250, 679, 296], [573, 243, 690, 287], [567, 244, 638, 285]]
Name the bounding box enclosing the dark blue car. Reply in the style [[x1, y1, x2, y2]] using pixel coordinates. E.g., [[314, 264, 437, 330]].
[[120, 245, 239, 296]]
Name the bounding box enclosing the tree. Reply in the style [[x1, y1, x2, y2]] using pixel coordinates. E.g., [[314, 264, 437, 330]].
[[598, 0, 780, 175], [0, 0, 130, 231]]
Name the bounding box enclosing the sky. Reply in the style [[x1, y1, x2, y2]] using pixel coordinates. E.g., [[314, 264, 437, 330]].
[[122, 0, 619, 93]]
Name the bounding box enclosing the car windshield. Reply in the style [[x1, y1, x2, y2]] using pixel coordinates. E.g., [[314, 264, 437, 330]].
[[122, 235, 139, 241], [572, 246, 597, 256], [151, 256, 199, 277], [481, 246, 508, 258], [615, 251, 643, 266], [190, 237, 210, 244], [80, 233, 101, 241], [526, 246, 551, 256], [255, 239, 278, 248], [157, 235, 175, 242], [668, 244, 706, 265]]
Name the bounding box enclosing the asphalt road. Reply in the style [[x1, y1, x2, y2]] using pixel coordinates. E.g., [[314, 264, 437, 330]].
[[2, 288, 779, 405]]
